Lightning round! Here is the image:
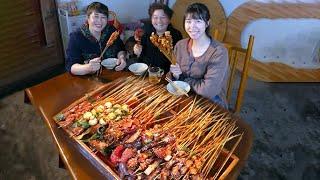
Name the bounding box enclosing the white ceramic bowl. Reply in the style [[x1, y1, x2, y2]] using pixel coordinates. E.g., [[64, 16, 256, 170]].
[[101, 58, 118, 69], [128, 63, 148, 75], [166, 81, 191, 96]]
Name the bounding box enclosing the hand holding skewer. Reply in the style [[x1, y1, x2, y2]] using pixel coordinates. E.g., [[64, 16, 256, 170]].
[[114, 52, 127, 71], [88, 57, 101, 73], [134, 28, 143, 44], [132, 28, 144, 57], [133, 44, 142, 57]]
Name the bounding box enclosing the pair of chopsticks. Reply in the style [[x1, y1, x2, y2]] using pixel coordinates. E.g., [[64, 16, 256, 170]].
[[165, 77, 189, 97], [96, 31, 120, 76]]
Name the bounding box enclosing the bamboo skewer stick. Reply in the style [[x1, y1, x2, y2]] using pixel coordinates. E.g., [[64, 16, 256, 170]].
[[177, 107, 213, 137], [187, 95, 197, 118], [131, 90, 164, 114], [212, 134, 243, 179], [97, 31, 120, 76], [100, 77, 136, 99], [202, 125, 237, 175]]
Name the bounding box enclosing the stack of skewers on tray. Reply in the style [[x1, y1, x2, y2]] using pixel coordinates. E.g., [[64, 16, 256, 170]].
[[150, 31, 176, 64], [54, 76, 242, 179]]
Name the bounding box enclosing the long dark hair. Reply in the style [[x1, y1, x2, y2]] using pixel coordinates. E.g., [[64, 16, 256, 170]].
[[86, 2, 109, 18], [183, 3, 211, 37]]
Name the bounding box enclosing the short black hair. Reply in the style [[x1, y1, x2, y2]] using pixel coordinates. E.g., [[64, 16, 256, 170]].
[[86, 2, 109, 18], [148, 2, 173, 19], [183, 3, 211, 37]]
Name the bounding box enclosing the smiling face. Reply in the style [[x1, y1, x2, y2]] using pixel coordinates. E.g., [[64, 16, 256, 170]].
[[87, 11, 108, 34], [151, 9, 170, 34], [184, 13, 209, 40]]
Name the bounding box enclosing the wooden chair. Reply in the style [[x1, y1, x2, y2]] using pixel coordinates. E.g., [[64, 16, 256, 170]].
[[224, 36, 254, 113], [213, 28, 219, 40]]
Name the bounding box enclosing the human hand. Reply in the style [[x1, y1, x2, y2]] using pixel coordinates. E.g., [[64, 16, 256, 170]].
[[88, 57, 101, 73], [170, 63, 182, 79], [115, 57, 126, 71], [165, 72, 173, 80], [133, 44, 142, 57], [134, 28, 143, 42]]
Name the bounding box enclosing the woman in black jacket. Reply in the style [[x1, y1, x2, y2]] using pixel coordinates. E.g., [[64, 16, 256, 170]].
[[66, 2, 126, 75], [133, 3, 182, 73]]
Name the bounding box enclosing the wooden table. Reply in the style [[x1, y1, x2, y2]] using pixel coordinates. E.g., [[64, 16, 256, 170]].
[[25, 69, 253, 180]]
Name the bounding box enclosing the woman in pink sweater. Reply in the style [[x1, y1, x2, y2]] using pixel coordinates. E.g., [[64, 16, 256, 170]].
[[170, 3, 229, 108]]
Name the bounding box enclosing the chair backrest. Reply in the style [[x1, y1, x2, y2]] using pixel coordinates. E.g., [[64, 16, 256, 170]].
[[213, 28, 219, 40], [223, 35, 254, 113]]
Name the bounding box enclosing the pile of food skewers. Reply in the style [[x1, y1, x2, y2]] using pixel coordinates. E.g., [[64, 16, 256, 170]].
[[150, 31, 176, 64], [54, 76, 242, 179]]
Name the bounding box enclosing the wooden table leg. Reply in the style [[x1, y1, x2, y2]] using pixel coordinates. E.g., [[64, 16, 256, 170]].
[[24, 90, 31, 104]]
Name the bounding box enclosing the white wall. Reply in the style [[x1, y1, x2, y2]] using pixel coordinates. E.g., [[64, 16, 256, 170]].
[[234, 1, 320, 68], [242, 19, 320, 68]]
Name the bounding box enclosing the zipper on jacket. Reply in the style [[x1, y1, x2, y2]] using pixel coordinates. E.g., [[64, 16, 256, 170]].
[[98, 40, 103, 58]]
